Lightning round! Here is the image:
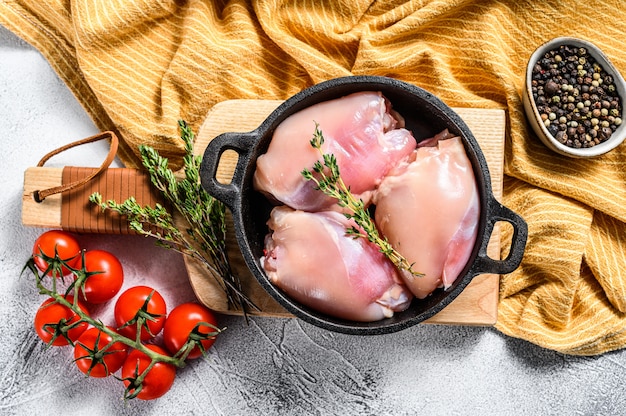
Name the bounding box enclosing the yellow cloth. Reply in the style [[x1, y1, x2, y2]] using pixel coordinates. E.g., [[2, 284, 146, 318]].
[[3, 0, 626, 355]]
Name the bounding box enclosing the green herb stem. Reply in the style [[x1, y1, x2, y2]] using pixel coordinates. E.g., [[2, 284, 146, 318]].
[[301, 123, 423, 278]]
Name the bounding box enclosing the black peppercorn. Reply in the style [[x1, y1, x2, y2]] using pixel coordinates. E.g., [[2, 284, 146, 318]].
[[600, 127, 612, 139], [544, 81, 559, 95], [548, 124, 559, 136]]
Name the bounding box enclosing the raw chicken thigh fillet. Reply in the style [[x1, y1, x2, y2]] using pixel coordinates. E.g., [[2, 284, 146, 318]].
[[373, 131, 480, 299], [253, 91, 417, 211], [261, 207, 413, 322]]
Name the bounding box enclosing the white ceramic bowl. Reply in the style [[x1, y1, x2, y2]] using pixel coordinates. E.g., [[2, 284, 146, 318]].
[[523, 37, 626, 157]]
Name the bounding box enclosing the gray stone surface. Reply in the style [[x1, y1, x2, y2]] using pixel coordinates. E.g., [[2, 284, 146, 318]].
[[1, 24, 625, 415]]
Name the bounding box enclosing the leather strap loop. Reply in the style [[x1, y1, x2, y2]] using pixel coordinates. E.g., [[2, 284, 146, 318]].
[[32, 131, 119, 202]]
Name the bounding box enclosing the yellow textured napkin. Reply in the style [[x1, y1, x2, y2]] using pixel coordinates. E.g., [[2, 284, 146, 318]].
[[3, 0, 626, 355]]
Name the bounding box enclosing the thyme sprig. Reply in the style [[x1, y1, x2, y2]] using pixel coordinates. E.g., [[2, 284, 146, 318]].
[[89, 120, 256, 315], [301, 123, 423, 278]]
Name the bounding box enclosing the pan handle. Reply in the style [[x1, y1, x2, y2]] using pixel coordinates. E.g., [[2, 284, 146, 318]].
[[199, 131, 256, 212], [471, 196, 528, 276]]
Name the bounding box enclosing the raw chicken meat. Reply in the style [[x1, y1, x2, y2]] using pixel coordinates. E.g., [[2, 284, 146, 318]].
[[260, 206, 413, 322], [253, 91, 417, 211], [373, 131, 480, 299]]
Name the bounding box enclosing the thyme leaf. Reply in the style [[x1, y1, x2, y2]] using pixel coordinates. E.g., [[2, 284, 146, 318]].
[[301, 123, 423, 278]]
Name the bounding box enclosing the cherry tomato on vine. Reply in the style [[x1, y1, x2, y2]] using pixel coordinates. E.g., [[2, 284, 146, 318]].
[[162, 302, 219, 359], [121, 344, 176, 400], [77, 250, 124, 304], [74, 326, 128, 378], [114, 286, 166, 341], [32, 230, 81, 277], [34, 295, 89, 346]]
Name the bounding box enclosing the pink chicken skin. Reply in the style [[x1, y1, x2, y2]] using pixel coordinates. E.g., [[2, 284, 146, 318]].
[[253, 91, 417, 211], [373, 131, 480, 299], [260, 206, 413, 322]]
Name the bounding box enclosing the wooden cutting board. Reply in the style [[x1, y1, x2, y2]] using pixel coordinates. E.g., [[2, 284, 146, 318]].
[[188, 99, 506, 326]]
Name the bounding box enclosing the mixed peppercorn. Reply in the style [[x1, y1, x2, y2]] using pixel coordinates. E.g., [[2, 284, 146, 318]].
[[531, 44, 622, 149]]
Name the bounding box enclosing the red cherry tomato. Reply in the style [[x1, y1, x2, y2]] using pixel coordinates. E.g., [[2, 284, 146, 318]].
[[34, 296, 89, 346], [32, 230, 81, 277], [74, 327, 128, 378], [114, 286, 166, 341], [162, 303, 219, 359], [78, 250, 124, 304], [122, 344, 176, 400]]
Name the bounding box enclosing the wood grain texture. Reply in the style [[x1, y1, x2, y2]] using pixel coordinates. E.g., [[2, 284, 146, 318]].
[[22, 167, 63, 228], [189, 100, 506, 325]]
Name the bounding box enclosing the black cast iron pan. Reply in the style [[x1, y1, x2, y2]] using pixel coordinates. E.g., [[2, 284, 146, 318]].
[[199, 76, 527, 335]]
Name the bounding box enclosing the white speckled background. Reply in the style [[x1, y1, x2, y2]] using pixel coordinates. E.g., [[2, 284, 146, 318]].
[[2, 24, 626, 416]]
